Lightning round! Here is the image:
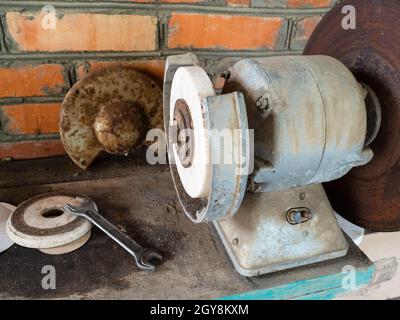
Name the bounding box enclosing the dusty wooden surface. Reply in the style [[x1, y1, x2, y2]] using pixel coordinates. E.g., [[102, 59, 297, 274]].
[[0, 153, 373, 299]]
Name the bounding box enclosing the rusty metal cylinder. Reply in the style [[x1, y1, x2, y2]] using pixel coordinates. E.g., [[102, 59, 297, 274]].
[[223, 55, 373, 192]]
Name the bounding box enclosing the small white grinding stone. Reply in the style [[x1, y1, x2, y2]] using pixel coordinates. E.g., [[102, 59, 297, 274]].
[[0, 202, 16, 253], [6, 194, 92, 249], [170, 66, 215, 198], [39, 230, 91, 255]]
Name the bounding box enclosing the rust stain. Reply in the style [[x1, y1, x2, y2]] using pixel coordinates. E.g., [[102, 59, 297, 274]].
[[94, 102, 147, 155]]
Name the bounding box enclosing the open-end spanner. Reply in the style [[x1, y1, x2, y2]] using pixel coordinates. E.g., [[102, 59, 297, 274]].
[[64, 198, 162, 271]]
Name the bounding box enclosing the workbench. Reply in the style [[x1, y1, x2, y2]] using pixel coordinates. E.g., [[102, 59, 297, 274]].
[[0, 151, 375, 299]]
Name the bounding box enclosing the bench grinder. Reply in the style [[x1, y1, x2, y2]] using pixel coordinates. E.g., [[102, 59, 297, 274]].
[[163, 0, 399, 276]]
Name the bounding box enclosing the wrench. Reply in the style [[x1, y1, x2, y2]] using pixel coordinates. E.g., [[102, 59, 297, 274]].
[[64, 198, 162, 271]]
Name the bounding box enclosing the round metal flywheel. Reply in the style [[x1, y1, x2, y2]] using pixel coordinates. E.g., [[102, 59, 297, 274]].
[[304, 0, 400, 231]]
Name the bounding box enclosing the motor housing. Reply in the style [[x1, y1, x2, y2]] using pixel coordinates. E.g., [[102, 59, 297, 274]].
[[223, 56, 373, 193]]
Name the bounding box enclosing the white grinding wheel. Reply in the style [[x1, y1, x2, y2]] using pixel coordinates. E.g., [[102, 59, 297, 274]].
[[169, 66, 215, 198], [0, 203, 16, 253], [6, 192, 92, 249], [39, 230, 91, 255]]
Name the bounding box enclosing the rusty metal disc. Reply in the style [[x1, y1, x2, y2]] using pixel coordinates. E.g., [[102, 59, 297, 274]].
[[60, 67, 163, 170], [304, 0, 400, 231]]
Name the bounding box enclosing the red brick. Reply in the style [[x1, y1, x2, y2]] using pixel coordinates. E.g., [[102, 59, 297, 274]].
[[226, 0, 250, 7], [1, 103, 61, 135], [76, 59, 165, 84], [152, 0, 203, 2], [111, 0, 204, 2], [167, 13, 286, 50], [0, 64, 67, 98], [0, 140, 65, 160], [291, 16, 322, 50], [287, 0, 334, 8], [6, 12, 158, 52]]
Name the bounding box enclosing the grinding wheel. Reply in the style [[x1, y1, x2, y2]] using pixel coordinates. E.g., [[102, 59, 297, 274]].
[[6, 192, 92, 248], [0, 203, 16, 253], [304, 0, 400, 231], [170, 66, 215, 198], [60, 67, 163, 170], [39, 230, 91, 255]]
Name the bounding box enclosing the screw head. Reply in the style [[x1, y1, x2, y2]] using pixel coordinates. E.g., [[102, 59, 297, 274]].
[[293, 211, 303, 224], [256, 95, 270, 112], [232, 238, 239, 246]]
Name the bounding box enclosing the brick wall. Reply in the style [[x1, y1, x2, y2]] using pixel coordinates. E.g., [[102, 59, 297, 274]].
[[0, 0, 338, 160]]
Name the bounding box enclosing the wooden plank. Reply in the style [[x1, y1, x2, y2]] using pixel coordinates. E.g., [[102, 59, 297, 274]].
[[0, 157, 374, 299], [221, 264, 375, 300], [0, 149, 150, 189]]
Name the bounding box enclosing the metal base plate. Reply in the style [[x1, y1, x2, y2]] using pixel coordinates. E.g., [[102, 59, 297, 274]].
[[214, 184, 348, 277]]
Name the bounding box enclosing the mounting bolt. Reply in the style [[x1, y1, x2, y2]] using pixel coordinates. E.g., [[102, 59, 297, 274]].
[[256, 94, 270, 112], [220, 71, 231, 80], [299, 193, 306, 200], [286, 207, 312, 225], [293, 211, 303, 224], [232, 238, 239, 246], [248, 181, 262, 193]]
